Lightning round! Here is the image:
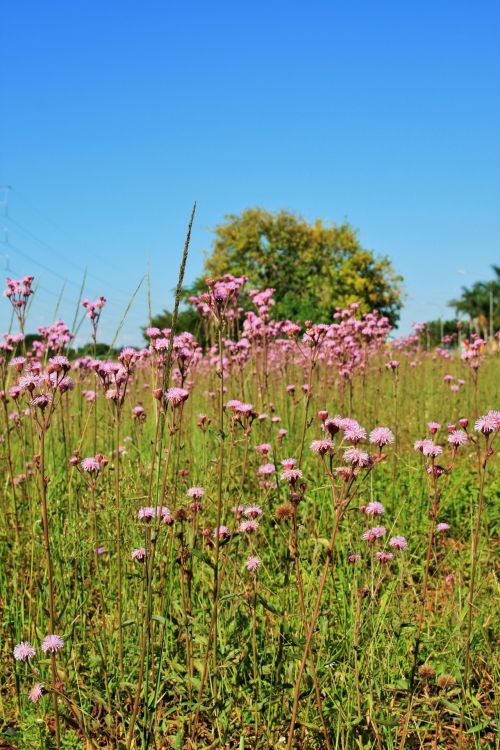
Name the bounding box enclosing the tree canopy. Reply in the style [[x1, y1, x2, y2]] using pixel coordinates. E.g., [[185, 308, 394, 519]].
[[197, 208, 403, 325]]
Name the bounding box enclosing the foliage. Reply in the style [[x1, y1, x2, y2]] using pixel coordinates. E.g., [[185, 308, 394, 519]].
[[188, 208, 404, 325], [449, 265, 500, 335]]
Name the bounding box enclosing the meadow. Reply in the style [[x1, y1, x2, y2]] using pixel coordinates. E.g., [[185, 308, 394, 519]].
[[0, 273, 499, 750]]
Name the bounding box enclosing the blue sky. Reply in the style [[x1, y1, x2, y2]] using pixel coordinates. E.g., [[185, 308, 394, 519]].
[[1, 0, 499, 345]]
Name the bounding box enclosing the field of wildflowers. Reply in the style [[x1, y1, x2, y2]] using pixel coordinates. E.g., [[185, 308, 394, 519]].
[[1, 271, 499, 749]]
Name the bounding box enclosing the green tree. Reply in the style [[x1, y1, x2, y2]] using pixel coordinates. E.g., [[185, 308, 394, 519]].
[[197, 208, 403, 325], [449, 266, 500, 337]]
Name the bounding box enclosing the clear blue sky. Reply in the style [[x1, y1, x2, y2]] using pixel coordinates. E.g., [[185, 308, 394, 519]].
[[1, 0, 499, 345]]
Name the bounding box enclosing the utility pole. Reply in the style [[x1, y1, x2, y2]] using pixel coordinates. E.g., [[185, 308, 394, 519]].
[[489, 290, 494, 339]]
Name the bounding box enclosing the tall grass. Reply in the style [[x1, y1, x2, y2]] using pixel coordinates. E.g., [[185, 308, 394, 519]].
[[0, 274, 498, 750]]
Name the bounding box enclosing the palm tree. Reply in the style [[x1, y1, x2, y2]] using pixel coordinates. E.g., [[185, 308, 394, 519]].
[[449, 266, 500, 337]]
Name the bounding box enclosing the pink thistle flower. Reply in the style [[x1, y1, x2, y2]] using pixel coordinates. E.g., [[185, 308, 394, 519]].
[[376, 551, 394, 563], [365, 501, 385, 516], [41, 634, 64, 654], [347, 553, 362, 564], [80, 457, 101, 473], [318, 410, 328, 421], [427, 421, 441, 434], [362, 526, 386, 543], [29, 682, 44, 703], [257, 463, 275, 476], [310, 439, 334, 456], [244, 505, 262, 519], [369, 427, 395, 447], [246, 555, 261, 572], [389, 535, 408, 550], [239, 519, 259, 534], [475, 411, 500, 434], [187, 486, 205, 500], [459, 417, 468, 429], [343, 423, 367, 444], [213, 525, 230, 539], [422, 442, 443, 458], [30, 393, 52, 410], [236, 402, 254, 416], [13, 641, 36, 661], [255, 443, 272, 455], [281, 457, 297, 469], [385, 360, 400, 370], [280, 467, 303, 483], [448, 430, 468, 446], [344, 447, 372, 467], [165, 387, 189, 406], [437, 522, 450, 533], [277, 428, 287, 440], [131, 547, 146, 561], [414, 439, 433, 453]]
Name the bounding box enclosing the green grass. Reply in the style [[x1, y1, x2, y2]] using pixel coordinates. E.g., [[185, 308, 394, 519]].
[[0, 343, 498, 750]]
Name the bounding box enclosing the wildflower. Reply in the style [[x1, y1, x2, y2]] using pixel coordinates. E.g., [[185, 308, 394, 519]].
[[80, 457, 101, 473], [437, 522, 450, 533], [414, 439, 432, 453], [244, 505, 262, 519], [277, 428, 287, 440], [376, 551, 394, 563], [362, 526, 386, 543], [13, 641, 36, 661], [255, 443, 272, 455], [41, 634, 64, 654], [213, 525, 230, 539], [448, 430, 468, 446], [347, 553, 362, 564], [318, 410, 328, 421], [310, 439, 334, 456], [385, 360, 400, 370], [238, 519, 259, 534], [419, 665, 436, 679], [459, 417, 468, 429], [422, 441, 443, 458], [281, 457, 297, 469], [165, 387, 189, 406], [275, 503, 294, 521], [29, 683, 44, 703], [364, 501, 385, 516], [343, 423, 367, 443], [369, 427, 395, 447], [137, 506, 172, 524], [280, 468, 303, 483], [257, 463, 275, 475], [475, 411, 500, 434], [437, 674, 456, 690], [344, 447, 372, 467], [30, 393, 52, 410], [187, 486, 205, 500], [427, 421, 440, 434], [246, 555, 261, 572], [389, 535, 408, 550], [131, 547, 146, 561]]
